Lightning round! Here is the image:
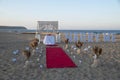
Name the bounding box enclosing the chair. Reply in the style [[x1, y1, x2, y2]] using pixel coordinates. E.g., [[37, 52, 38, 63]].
[[95, 33, 99, 42], [111, 33, 116, 42], [80, 33, 86, 42], [88, 33, 93, 42], [74, 32, 78, 42]]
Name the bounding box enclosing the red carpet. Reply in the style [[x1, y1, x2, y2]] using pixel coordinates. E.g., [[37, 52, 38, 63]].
[[46, 44, 58, 47], [46, 47, 77, 68]]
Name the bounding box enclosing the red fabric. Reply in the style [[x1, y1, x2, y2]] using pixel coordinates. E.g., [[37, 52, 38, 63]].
[[46, 47, 77, 68]]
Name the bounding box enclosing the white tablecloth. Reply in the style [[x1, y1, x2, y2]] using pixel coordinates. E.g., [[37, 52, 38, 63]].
[[43, 35, 55, 45]]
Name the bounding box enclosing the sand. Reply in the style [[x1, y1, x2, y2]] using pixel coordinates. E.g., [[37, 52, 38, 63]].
[[0, 32, 120, 80]]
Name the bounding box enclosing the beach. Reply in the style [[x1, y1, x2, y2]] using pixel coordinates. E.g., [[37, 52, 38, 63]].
[[0, 32, 120, 80]]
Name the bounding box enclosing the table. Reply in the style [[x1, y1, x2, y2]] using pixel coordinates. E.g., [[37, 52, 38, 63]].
[[43, 35, 55, 45]]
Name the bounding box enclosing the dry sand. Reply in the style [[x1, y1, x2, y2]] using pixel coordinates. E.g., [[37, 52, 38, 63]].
[[0, 32, 120, 80]]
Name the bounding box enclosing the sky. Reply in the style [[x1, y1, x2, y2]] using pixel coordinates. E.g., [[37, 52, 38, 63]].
[[0, 0, 120, 30]]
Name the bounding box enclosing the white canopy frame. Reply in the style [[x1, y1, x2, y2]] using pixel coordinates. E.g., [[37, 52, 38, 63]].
[[35, 21, 58, 43]]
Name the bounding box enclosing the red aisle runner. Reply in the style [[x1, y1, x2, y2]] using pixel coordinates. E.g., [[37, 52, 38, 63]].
[[46, 47, 77, 68]]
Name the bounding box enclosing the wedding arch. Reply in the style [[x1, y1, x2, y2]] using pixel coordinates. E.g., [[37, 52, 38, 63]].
[[35, 21, 58, 42]]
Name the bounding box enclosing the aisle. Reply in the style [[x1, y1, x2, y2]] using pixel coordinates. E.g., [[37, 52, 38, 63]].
[[46, 46, 77, 68]]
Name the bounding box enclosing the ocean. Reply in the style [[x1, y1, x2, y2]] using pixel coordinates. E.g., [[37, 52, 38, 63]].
[[0, 29, 120, 34], [28, 30, 120, 34]]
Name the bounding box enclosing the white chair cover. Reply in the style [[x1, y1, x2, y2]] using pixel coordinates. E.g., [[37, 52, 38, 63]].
[[111, 33, 116, 42], [103, 33, 106, 42], [68, 32, 73, 42], [103, 33, 110, 42], [56, 33, 61, 43], [74, 32, 78, 42], [88, 33, 93, 42], [106, 33, 110, 42], [80, 33, 83, 42], [80, 33, 86, 42], [95, 33, 99, 42]]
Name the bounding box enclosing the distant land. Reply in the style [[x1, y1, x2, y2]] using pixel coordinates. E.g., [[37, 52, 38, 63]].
[[0, 25, 27, 29], [0, 25, 28, 32]]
